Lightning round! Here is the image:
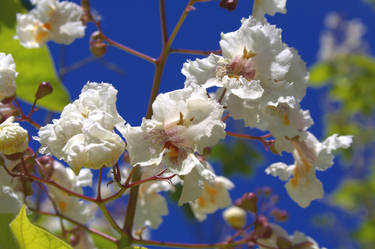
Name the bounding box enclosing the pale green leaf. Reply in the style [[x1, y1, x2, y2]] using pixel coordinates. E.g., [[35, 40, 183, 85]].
[[309, 62, 335, 85], [0, 213, 18, 249], [0, 0, 70, 112], [10, 205, 73, 249]]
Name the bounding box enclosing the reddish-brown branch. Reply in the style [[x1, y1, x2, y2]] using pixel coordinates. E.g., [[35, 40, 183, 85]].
[[159, 0, 168, 45], [170, 48, 221, 56], [226, 131, 275, 150]]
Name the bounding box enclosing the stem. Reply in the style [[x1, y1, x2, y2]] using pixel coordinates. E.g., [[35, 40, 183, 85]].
[[125, 0, 198, 240], [97, 167, 103, 201], [133, 237, 252, 249], [145, 0, 196, 118], [159, 0, 168, 45], [123, 167, 141, 236], [102, 36, 157, 64], [98, 203, 124, 236], [170, 48, 221, 56]]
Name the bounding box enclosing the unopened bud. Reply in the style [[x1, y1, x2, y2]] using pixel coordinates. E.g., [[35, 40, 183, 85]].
[[235, 192, 257, 213], [219, 0, 238, 12], [254, 216, 272, 239], [271, 209, 288, 222], [223, 206, 246, 229], [35, 82, 53, 100], [90, 32, 107, 58]]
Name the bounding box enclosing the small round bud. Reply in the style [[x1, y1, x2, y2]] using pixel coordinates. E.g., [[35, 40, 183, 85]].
[[0, 117, 28, 155], [35, 82, 53, 100], [219, 0, 238, 12], [235, 192, 257, 213], [223, 206, 246, 229], [271, 209, 288, 222], [90, 31, 107, 58]]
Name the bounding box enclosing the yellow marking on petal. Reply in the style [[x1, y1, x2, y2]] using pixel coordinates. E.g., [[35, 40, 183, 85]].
[[242, 48, 256, 60], [176, 112, 184, 126], [290, 167, 300, 188], [206, 185, 217, 202], [58, 200, 67, 213], [43, 22, 52, 30], [35, 29, 49, 44], [283, 114, 290, 126], [198, 196, 206, 207]]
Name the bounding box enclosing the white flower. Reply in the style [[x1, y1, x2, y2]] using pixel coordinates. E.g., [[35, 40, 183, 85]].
[[16, 0, 85, 48], [266, 133, 353, 207], [0, 117, 29, 155], [36, 82, 126, 174], [0, 154, 24, 214], [182, 17, 308, 128], [258, 223, 327, 249], [0, 53, 17, 101], [123, 85, 225, 177], [46, 161, 95, 223], [252, 0, 287, 21], [132, 165, 173, 230], [223, 206, 247, 229], [190, 176, 234, 221]]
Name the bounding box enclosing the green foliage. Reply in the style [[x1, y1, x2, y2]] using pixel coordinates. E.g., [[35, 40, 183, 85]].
[[0, 213, 18, 249], [10, 205, 73, 249], [0, 0, 70, 112], [310, 54, 375, 116], [209, 140, 262, 177]]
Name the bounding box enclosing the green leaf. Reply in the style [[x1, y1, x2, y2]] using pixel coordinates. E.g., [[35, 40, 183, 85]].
[[209, 140, 262, 177], [10, 205, 73, 249], [309, 62, 335, 85], [0, 213, 18, 249], [0, 0, 70, 112]]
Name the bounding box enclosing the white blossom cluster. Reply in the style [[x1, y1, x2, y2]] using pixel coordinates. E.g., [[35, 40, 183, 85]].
[[15, 0, 85, 48], [0, 53, 17, 101]]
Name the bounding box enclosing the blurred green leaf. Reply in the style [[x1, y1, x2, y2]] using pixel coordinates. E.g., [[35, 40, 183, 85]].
[[10, 205, 73, 249], [309, 62, 335, 85], [0, 213, 18, 249], [0, 0, 70, 112], [92, 233, 117, 249], [209, 140, 262, 177]]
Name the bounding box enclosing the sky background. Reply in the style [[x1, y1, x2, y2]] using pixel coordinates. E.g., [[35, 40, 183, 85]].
[[30, 0, 375, 248]]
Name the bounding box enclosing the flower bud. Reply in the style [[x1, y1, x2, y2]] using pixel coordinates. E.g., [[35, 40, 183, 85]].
[[35, 82, 53, 100], [0, 117, 28, 155], [90, 31, 107, 58], [219, 0, 238, 12], [254, 216, 272, 239], [235, 192, 257, 213], [271, 208, 288, 222], [223, 206, 246, 229]]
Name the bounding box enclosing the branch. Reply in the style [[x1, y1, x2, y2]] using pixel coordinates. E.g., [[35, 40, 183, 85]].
[[170, 48, 221, 56]]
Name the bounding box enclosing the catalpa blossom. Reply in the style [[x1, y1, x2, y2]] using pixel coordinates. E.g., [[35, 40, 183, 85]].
[[16, 0, 85, 48], [258, 223, 327, 249], [183, 17, 308, 129], [252, 0, 287, 21], [266, 133, 353, 207], [46, 161, 94, 223], [0, 116, 29, 155], [190, 176, 234, 221], [133, 165, 173, 230], [0, 53, 17, 101], [123, 85, 225, 178], [36, 82, 126, 174]]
